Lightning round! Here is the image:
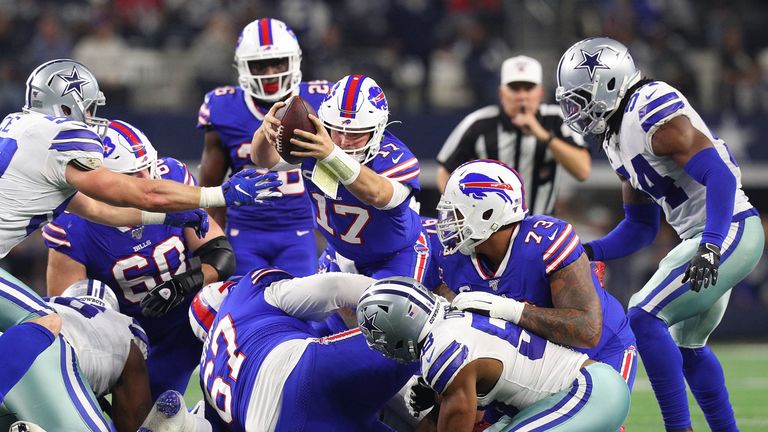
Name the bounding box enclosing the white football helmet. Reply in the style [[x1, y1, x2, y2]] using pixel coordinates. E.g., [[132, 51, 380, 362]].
[[318, 74, 389, 164], [235, 18, 302, 102], [189, 280, 236, 342], [555, 37, 642, 135], [61, 279, 120, 312], [102, 120, 158, 177], [437, 160, 528, 256], [23, 59, 108, 136]]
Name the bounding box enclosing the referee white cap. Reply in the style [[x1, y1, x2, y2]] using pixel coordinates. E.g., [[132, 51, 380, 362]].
[[501, 55, 542, 85]]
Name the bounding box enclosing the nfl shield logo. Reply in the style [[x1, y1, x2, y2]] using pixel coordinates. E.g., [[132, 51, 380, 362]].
[[488, 279, 500, 291], [131, 226, 144, 240]]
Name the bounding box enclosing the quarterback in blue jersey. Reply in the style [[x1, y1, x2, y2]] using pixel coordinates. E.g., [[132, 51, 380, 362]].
[[43, 120, 236, 400], [252, 74, 430, 281], [431, 160, 637, 393], [197, 18, 329, 277], [556, 37, 763, 432], [189, 268, 417, 431]]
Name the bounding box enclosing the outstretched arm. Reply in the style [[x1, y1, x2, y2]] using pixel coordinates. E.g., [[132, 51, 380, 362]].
[[583, 180, 660, 261], [265, 273, 375, 321]]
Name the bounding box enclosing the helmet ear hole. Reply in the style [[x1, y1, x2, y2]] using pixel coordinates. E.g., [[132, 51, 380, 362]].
[[482, 209, 494, 220], [607, 77, 616, 91], [61, 105, 71, 116]]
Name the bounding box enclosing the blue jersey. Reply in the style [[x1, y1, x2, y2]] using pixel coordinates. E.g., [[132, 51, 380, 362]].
[[303, 131, 422, 264], [43, 157, 195, 316], [201, 268, 415, 431], [198, 82, 330, 231], [424, 215, 634, 362]]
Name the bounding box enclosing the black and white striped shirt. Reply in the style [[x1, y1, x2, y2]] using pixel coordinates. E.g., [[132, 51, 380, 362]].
[[436, 103, 586, 216]]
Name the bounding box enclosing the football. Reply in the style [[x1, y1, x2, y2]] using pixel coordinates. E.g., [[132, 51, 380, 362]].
[[274, 95, 317, 164]]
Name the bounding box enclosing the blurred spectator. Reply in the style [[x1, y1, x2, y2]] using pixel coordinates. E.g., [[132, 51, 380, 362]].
[[23, 13, 72, 73], [188, 12, 237, 96], [452, 15, 510, 106], [718, 25, 761, 116], [72, 16, 130, 109]]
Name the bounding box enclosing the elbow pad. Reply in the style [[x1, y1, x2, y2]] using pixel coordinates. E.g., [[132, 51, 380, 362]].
[[194, 236, 236, 280]]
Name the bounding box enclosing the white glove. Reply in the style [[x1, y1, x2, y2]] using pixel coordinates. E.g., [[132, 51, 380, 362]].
[[404, 375, 437, 418], [451, 291, 525, 324]]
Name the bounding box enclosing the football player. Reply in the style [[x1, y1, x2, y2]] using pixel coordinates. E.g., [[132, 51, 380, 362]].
[[0, 59, 278, 431], [197, 18, 329, 277], [428, 160, 637, 396], [190, 269, 417, 431], [251, 74, 430, 282], [357, 277, 631, 431], [43, 120, 235, 400], [555, 37, 762, 432]]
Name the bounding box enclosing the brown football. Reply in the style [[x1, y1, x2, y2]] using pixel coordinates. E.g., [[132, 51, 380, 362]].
[[274, 95, 317, 164]]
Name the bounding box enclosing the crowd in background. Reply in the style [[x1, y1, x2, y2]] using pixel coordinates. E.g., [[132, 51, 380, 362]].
[[2, 0, 768, 336]]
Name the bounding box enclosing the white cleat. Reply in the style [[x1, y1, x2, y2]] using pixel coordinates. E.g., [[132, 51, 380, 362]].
[[139, 390, 187, 432]]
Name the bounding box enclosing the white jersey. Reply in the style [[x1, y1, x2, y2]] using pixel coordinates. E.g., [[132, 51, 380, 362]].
[[603, 81, 752, 240], [49, 297, 148, 397], [421, 310, 588, 410], [0, 111, 103, 258]]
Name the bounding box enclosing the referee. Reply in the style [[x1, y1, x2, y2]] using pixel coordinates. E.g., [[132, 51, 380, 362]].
[[436, 55, 591, 215]]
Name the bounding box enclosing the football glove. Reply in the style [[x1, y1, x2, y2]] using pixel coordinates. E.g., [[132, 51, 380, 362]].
[[163, 209, 209, 239], [404, 375, 437, 418], [141, 269, 204, 317], [221, 169, 283, 206], [451, 291, 525, 324], [682, 243, 720, 292]]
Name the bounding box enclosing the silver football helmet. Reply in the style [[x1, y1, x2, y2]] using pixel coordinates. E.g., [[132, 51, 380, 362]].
[[23, 59, 108, 136], [555, 37, 641, 135], [357, 277, 445, 363]]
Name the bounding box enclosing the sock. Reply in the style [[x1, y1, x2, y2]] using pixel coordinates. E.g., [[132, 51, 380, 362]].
[[628, 308, 691, 430], [680, 346, 738, 432], [0, 322, 55, 402]]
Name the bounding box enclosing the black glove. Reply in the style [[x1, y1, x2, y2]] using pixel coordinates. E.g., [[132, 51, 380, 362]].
[[681, 243, 720, 292], [583, 243, 594, 261], [141, 269, 204, 317], [405, 376, 437, 417]]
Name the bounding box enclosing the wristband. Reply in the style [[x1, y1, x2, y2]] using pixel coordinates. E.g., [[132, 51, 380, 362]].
[[199, 187, 225, 208], [320, 146, 361, 185], [140, 211, 165, 225]]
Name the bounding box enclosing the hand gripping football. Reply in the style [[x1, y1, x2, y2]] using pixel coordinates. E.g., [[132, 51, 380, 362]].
[[274, 95, 317, 164]]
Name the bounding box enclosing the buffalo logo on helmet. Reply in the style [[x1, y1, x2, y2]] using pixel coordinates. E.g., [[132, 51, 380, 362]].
[[368, 86, 387, 110], [458, 173, 515, 204], [56, 66, 90, 99], [102, 136, 116, 157], [575, 49, 609, 80]]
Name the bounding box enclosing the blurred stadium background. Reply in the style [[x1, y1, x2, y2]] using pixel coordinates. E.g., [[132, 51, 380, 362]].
[[2, 0, 767, 429]]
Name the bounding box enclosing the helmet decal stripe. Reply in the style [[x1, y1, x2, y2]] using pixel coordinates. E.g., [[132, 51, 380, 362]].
[[362, 288, 432, 314], [258, 18, 273, 46], [340, 74, 365, 118], [369, 278, 436, 306], [109, 121, 146, 157]]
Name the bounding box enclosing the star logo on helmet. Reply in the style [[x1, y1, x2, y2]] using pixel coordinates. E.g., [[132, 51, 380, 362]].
[[575, 49, 609, 80], [361, 310, 384, 339], [56, 66, 90, 99]]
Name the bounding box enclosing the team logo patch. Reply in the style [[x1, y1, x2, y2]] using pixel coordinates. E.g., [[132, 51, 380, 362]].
[[56, 66, 90, 99], [360, 309, 383, 339], [368, 86, 388, 110], [102, 136, 116, 157], [458, 173, 514, 204], [575, 49, 609, 80]]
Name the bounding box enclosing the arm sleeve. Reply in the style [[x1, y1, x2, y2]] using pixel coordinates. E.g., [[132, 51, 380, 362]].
[[683, 147, 736, 247], [585, 203, 661, 261], [0, 322, 56, 403], [264, 273, 375, 321]]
